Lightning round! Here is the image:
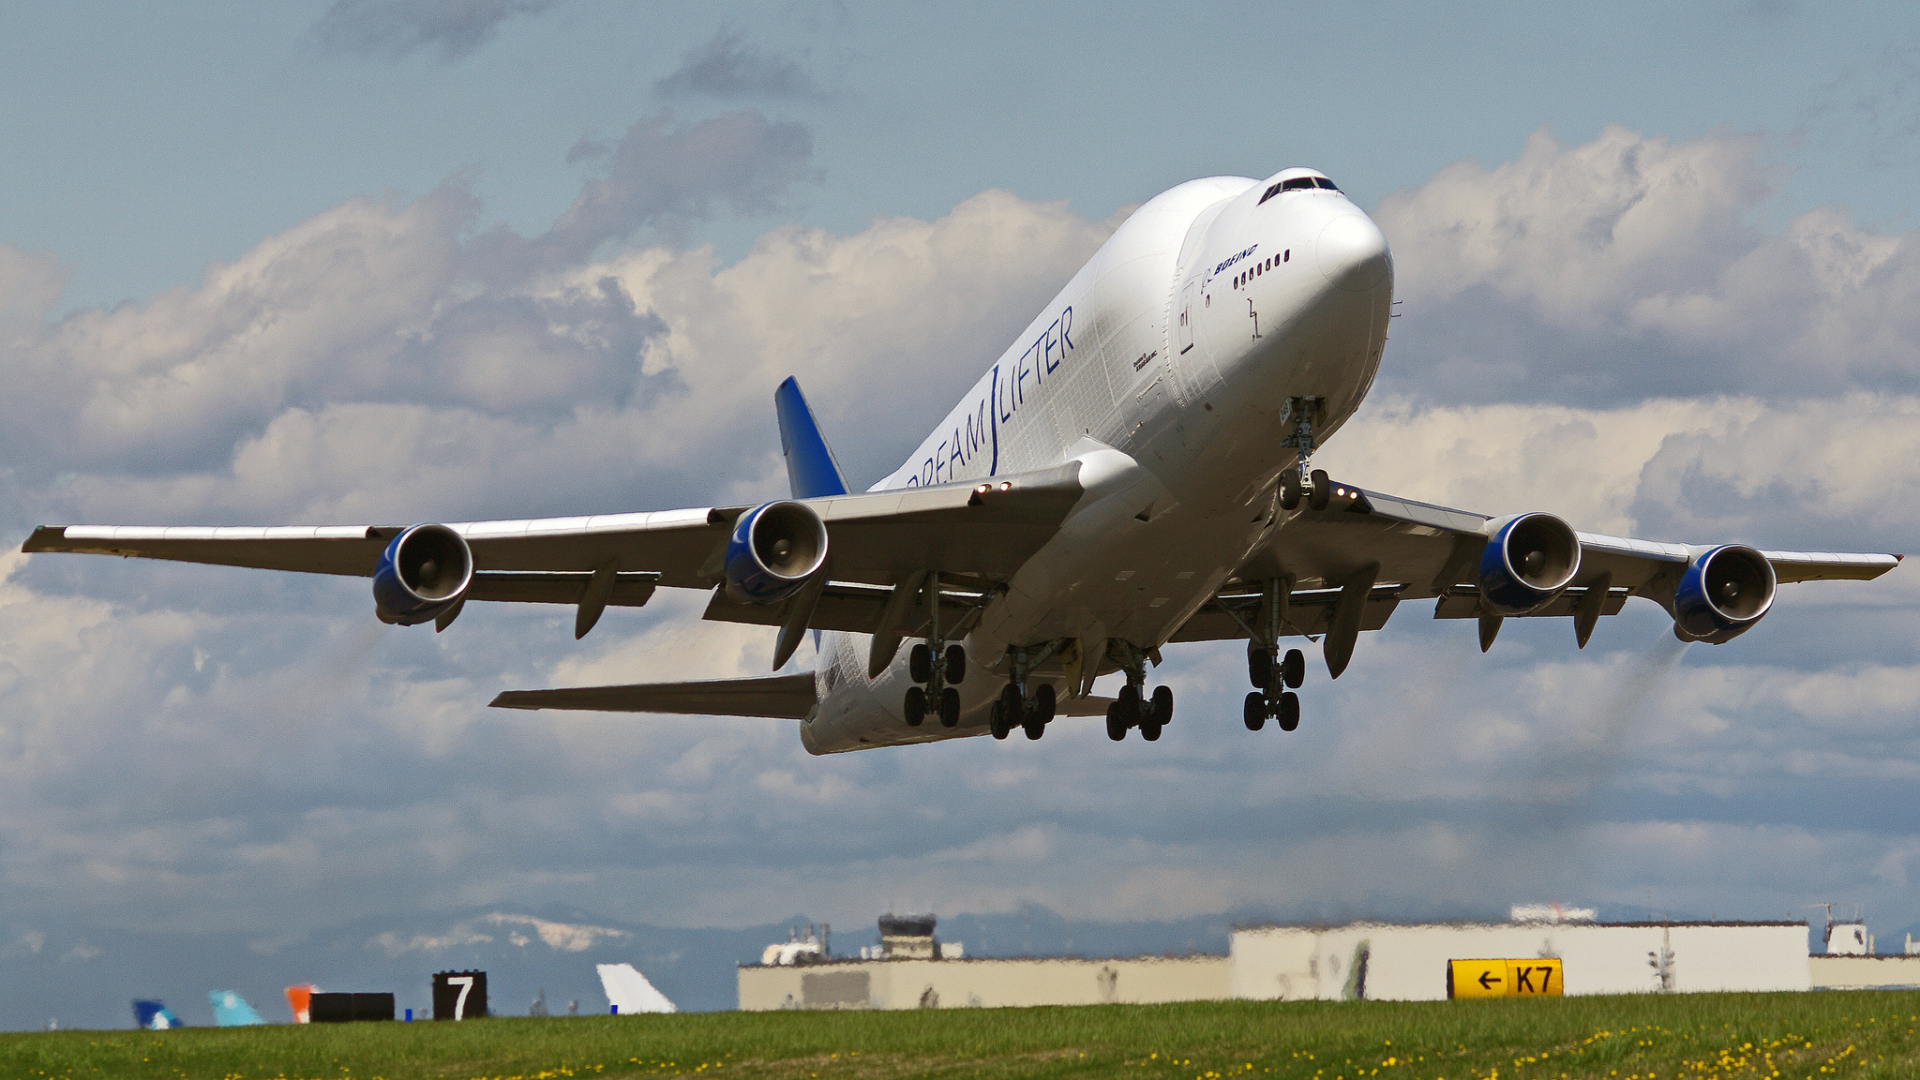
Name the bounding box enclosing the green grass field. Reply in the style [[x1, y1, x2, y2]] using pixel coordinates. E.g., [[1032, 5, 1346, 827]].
[[3, 992, 1917, 1080]]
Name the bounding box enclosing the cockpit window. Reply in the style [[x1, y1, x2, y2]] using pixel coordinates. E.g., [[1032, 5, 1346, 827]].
[[1258, 175, 1332, 204]]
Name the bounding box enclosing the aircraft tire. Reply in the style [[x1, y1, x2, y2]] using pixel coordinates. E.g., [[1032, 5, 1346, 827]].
[[1280, 472, 1302, 510], [1139, 718, 1162, 741], [989, 701, 1011, 740], [939, 686, 961, 727], [1116, 683, 1141, 727], [1309, 469, 1332, 511], [1282, 648, 1305, 688], [1022, 712, 1046, 740], [904, 686, 927, 726], [1278, 691, 1300, 731], [1152, 685, 1174, 725], [944, 644, 966, 684], [1034, 683, 1057, 722], [1106, 703, 1127, 741], [908, 644, 933, 684], [1243, 692, 1267, 731], [1248, 642, 1273, 688]]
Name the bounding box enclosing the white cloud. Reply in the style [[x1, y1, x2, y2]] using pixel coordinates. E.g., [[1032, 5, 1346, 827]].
[[1374, 125, 1920, 403]]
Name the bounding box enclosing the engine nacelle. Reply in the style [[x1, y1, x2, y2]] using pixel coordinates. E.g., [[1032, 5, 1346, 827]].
[[1477, 512, 1582, 615], [373, 524, 474, 626], [1673, 544, 1775, 643], [724, 500, 828, 604]]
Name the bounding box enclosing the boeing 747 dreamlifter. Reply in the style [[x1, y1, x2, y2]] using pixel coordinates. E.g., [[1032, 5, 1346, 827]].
[[23, 169, 1902, 752]]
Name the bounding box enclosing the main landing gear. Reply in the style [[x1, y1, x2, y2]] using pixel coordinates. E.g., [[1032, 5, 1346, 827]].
[[1244, 642, 1305, 732], [1233, 577, 1308, 733], [1105, 643, 1173, 742], [902, 573, 963, 728], [990, 645, 1056, 740]]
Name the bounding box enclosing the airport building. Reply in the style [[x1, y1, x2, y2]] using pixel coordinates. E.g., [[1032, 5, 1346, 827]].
[[738, 910, 1920, 1010]]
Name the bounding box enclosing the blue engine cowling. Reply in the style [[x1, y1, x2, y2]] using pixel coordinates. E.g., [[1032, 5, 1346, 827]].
[[373, 524, 475, 626], [1478, 512, 1582, 615], [1673, 544, 1775, 643], [724, 500, 829, 604]]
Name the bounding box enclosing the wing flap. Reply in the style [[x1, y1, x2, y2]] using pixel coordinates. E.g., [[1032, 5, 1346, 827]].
[[1169, 584, 1404, 643], [490, 673, 816, 718]]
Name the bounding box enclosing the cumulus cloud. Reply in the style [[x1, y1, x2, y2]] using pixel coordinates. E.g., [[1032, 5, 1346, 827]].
[[309, 0, 562, 62], [1374, 125, 1920, 403], [653, 27, 826, 101]]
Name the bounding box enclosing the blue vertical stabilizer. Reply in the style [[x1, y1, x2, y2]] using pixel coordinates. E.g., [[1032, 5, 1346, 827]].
[[774, 377, 850, 499], [210, 990, 266, 1026]]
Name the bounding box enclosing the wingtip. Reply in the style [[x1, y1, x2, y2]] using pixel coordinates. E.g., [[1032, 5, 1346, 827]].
[[489, 692, 531, 710], [20, 525, 67, 553]]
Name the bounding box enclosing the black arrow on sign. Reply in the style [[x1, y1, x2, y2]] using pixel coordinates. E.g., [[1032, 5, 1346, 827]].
[[1478, 970, 1501, 990]]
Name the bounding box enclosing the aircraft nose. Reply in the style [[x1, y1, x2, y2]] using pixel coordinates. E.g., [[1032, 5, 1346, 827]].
[[1316, 213, 1391, 292]]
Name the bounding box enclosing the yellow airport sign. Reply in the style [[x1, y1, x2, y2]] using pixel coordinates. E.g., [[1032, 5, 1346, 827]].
[[1448, 958, 1563, 999]]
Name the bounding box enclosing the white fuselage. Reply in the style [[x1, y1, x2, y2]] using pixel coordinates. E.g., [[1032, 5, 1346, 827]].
[[802, 170, 1393, 753]]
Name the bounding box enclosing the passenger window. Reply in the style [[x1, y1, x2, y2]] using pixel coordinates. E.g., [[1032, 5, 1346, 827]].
[[1284, 250, 1290, 262]]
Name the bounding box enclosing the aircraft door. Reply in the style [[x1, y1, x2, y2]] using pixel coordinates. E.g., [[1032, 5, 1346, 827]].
[[1177, 281, 1196, 355]]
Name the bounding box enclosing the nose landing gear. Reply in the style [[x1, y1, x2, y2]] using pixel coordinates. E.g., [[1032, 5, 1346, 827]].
[[1277, 397, 1331, 512]]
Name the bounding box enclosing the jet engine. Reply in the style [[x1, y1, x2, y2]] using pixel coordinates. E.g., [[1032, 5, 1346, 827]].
[[1673, 544, 1775, 643], [1478, 512, 1581, 615], [724, 500, 829, 604], [373, 523, 474, 626]]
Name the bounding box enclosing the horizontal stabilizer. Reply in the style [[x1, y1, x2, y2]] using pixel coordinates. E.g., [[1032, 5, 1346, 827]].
[[490, 673, 816, 718]]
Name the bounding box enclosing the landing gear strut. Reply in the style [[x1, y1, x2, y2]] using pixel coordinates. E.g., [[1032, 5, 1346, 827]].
[[990, 645, 1057, 740], [1277, 397, 1330, 512], [903, 573, 963, 728], [1235, 577, 1306, 733], [1104, 642, 1173, 742]]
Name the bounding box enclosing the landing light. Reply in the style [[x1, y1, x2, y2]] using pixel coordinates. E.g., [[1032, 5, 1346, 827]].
[[1000, 481, 1012, 491], [975, 484, 990, 495]]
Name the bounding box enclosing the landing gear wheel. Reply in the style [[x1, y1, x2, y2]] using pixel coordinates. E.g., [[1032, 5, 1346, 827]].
[[1248, 642, 1273, 689], [1022, 710, 1046, 740], [989, 701, 1011, 740], [1140, 718, 1163, 741], [1280, 471, 1302, 511], [1116, 683, 1142, 727], [1244, 691, 1267, 731], [903, 686, 927, 726], [1033, 683, 1057, 723], [1277, 691, 1300, 732], [1106, 703, 1127, 741], [1281, 648, 1305, 689], [1308, 468, 1332, 511], [944, 644, 966, 685], [999, 683, 1023, 720], [1151, 685, 1173, 726], [939, 686, 961, 728], [908, 643, 932, 684]]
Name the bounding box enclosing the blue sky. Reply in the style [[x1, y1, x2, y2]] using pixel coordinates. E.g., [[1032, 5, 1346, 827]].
[[1, 0, 1918, 1029]]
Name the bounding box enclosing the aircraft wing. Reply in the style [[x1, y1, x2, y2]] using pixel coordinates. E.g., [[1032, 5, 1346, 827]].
[[1182, 479, 1901, 649], [21, 462, 1085, 615], [491, 673, 817, 719]]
